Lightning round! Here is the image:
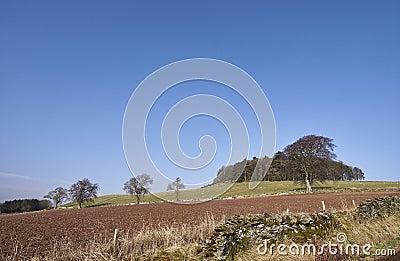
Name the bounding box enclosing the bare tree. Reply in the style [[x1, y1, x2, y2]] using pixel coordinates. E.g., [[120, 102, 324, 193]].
[[167, 177, 185, 201], [44, 187, 69, 208], [283, 135, 336, 193], [123, 174, 153, 204], [69, 178, 99, 208]]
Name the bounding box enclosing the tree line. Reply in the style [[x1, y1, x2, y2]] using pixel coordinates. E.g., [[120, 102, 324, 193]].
[[0, 178, 101, 213], [42, 175, 185, 208], [214, 135, 365, 193], [0, 199, 51, 213]]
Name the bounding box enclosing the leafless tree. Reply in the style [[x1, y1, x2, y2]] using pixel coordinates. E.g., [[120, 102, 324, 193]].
[[123, 174, 153, 204], [167, 177, 185, 201], [69, 178, 99, 208], [44, 187, 69, 208]]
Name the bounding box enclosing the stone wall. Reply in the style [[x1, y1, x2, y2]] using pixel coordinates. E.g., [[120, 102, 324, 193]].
[[356, 196, 400, 219], [201, 212, 339, 259], [201, 196, 400, 260]]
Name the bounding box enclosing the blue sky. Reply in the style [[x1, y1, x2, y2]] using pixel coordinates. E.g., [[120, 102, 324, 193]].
[[0, 1, 399, 202]]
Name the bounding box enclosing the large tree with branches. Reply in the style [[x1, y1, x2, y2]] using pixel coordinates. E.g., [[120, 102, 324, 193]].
[[123, 174, 153, 204], [44, 187, 69, 208], [69, 178, 99, 208], [283, 135, 336, 193]]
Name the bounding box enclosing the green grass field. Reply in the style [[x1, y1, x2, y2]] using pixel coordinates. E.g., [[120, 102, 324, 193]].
[[62, 180, 400, 208]]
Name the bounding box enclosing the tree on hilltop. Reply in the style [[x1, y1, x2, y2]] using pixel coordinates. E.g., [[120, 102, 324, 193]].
[[167, 177, 185, 201], [283, 135, 336, 193], [69, 178, 99, 208], [123, 174, 153, 204], [44, 187, 69, 208]]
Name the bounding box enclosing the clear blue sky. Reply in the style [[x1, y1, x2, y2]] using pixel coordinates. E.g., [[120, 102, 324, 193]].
[[1, 1, 399, 202]]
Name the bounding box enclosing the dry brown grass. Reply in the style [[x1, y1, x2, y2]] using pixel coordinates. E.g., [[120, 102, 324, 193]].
[[337, 213, 400, 247]]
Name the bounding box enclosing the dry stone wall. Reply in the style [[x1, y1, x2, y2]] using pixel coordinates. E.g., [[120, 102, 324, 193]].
[[201, 196, 400, 260]]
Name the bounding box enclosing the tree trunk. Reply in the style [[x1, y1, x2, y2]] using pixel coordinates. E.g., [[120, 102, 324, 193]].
[[176, 188, 179, 201], [78, 202, 82, 208], [135, 195, 140, 204], [305, 171, 312, 193]]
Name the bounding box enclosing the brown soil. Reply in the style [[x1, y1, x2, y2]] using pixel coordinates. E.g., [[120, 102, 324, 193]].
[[0, 191, 399, 259]]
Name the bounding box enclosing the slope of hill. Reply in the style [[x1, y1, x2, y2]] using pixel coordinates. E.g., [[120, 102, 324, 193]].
[[62, 181, 400, 208]]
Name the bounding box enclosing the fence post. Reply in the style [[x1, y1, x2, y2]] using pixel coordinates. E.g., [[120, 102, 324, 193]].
[[352, 199, 356, 208], [321, 201, 326, 211], [113, 228, 119, 258]]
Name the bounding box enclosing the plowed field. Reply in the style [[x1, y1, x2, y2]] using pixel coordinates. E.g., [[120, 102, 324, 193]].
[[1, 191, 399, 259]]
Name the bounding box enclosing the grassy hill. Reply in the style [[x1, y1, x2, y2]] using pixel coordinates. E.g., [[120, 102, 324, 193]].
[[62, 180, 400, 208]]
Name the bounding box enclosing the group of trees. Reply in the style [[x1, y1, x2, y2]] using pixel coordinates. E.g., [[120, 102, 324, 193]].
[[214, 135, 365, 193], [0, 178, 100, 213], [1, 174, 185, 213], [0, 199, 51, 213], [45, 178, 99, 209], [124, 135, 362, 200], [44, 174, 186, 208]]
